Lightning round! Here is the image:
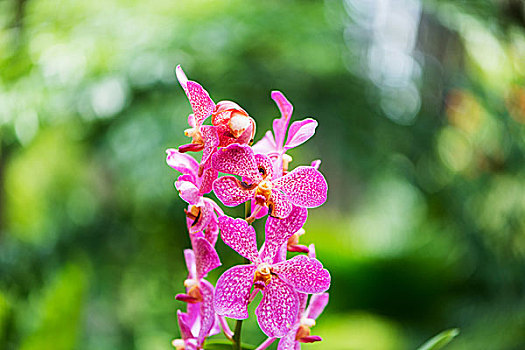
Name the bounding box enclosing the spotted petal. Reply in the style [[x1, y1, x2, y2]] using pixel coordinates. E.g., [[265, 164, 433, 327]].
[[214, 264, 257, 319], [212, 144, 261, 182], [262, 206, 308, 262], [199, 168, 218, 195], [277, 324, 301, 350], [255, 277, 299, 337], [184, 249, 196, 280], [197, 280, 217, 344], [177, 310, 194, 340], [254, 153, 274, 180], [269, 190, 293, 219], [200, 125, 219, 169], [194, 237, 221, 279], [176, 177, 202, 206], [306, 293, 329, 320], [176, 66, 215, 126], [218, 216, 260, 263], [213, 176, 255, 207], [274, 167, 327, 208], [284, 118, 318, 150], [273, 255, 330, 294]]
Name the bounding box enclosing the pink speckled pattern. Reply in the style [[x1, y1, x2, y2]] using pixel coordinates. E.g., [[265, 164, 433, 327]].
[[255, 277, 299, 337], [218, 216, 260, 263], [197, 280, 216, 345], [271, 91, 293, 147], [214, 264, 257, 319], [273, 255, 330, 294], [269, 190, 292, 218], [275, 166, 327, 208], [200, 125, 219, 169], [213, 176, 255, 207], [212, 144, 261, 182], [306, 293, 329, 320], [183, 249, 196, 280], [254, 153, 274, 179], [176, 66, 215, 127], [176, 176, 202, 206], [262, 206, 308, 262], [177, 310, 194, 340], [277, 323, 301, 350], [199, 168, 217, 195], [284, 118, 318, 150], [194, 237, 221, 279]]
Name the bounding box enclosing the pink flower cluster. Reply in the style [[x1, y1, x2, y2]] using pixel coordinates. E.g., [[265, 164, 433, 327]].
[[166, 66, 330, 350]]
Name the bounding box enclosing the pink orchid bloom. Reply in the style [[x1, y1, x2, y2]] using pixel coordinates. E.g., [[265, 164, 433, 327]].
[[252, 91, 318, 179], [213, 208, 330, 338], [175, 66, 256, 154], [166, 148, 223, 237], [174, 238, 221, 347], [212, 144, 327, 219]]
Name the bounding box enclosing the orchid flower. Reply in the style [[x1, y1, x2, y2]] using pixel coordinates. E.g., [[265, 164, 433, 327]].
[[213, 208, 330, 338], [252, 91, 318, 178], [166, 149, 223, 238], [175, 66, 255, 154], [212, 144, 327, 219], [174, 238, 222, 348]]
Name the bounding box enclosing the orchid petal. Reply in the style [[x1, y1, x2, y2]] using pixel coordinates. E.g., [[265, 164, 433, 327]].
[[271, 91, 293, 148], [199, 168, 218, 195], [175, 178, 202, 205], [166, 148, 199, 179], [273, 255, 330, 294], [310, 159, 321, 170], [177, 310, 194, 340], [254, 153, 274, 180], [306, 293, 329, 320], [176, 66, 215, 127], [262, 206, 308, 262], [255, 277, 299, 337], [277, 324, 301, 350], [211, 144, 261, 182], [252, 130, 277, 155], [298, 336, 322, 343], [269, 190, 293, 219], [197, 280, 216, 344], [214, 264, 257, 319], [218, 216, 260, 263], [200, 125, 219, 169], [194, 237, 221, 279], [274, 167, 327, 208], [213, 176, 255, 207], [184, 249, 196, 280], [284, 118, 318, 150]]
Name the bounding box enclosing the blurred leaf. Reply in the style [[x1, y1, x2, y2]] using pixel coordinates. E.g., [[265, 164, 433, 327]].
[[205, 340, 255, 350], [416, 329, 460, 350]]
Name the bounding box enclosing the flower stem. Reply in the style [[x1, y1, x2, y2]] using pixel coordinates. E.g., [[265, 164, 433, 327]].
[[232, 318, 243, 350], [255, 337, 276, 350]]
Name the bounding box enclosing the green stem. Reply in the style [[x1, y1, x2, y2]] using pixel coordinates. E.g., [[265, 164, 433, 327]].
[[232, 201, 252, 350]]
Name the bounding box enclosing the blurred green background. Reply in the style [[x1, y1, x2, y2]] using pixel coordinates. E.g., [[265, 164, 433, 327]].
[[1, 0, 525, 349]]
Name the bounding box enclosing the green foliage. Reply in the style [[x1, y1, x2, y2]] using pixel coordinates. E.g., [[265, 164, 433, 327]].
[[416, 329, 460, 350]]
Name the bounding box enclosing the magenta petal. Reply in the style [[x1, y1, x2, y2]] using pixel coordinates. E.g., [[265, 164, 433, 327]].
[[194, 237, 221, 279], [176, 178, 202, 205], [218, 216, 260, 263], [176, 65, 189, 90], [298, 336, 322, 343], [212, 144, 261, 182], [273, 255, 331, 294], [269, 190, 293, 219], [288, 244, 310, 253], [200, 125, 219, 169], [199, 168, 218, 195], [310, 159, 321, 170], [184, 249, 196, 280], [252, 130, 277, 155], [213, 176, 254, 207], [262, 206, 308, 262], [254, 153, 274, 180], [271, 91, 293, 148], [214, 264, 256, 319], [166, 148, 199, 179], [255, 277, 299, 338], [186, 80, 215, 127], [274, 167, 327, 208], [197, 280, 216, 344], [284, 118, 318, 150], [306, 293, 329, 320], [277, 324, 300, 350], [177, 310, 194, 340]]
